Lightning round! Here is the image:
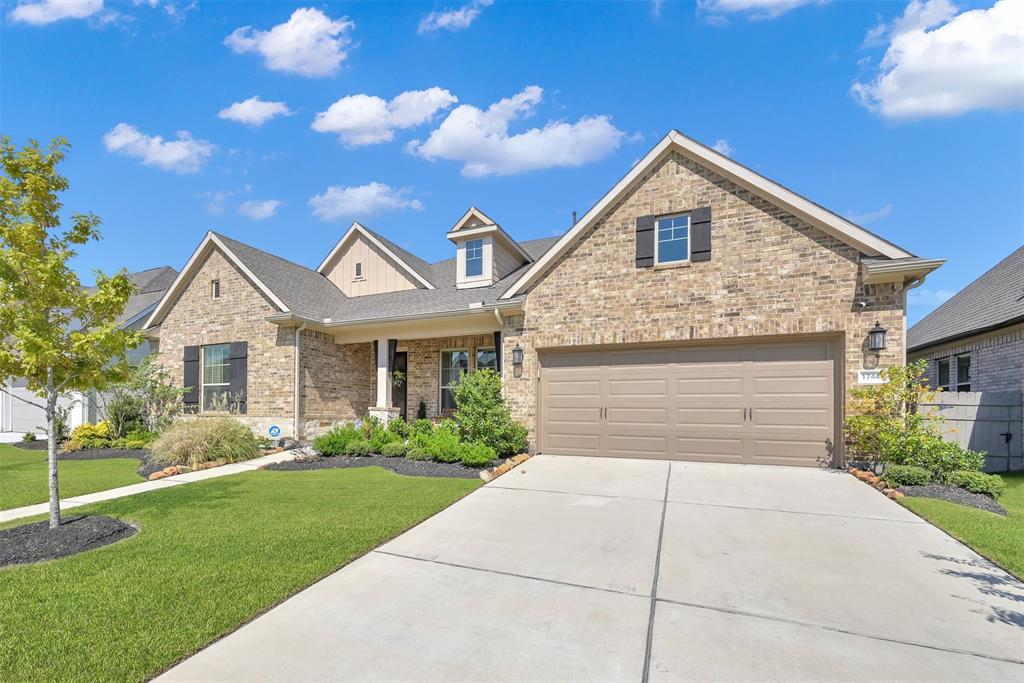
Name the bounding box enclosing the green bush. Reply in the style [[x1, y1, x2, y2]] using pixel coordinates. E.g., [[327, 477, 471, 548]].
[[21, 431, 36, 442], [105, 394, 148, 439], [68, 420, 113, 449], [884, 464, 931, 487], [313, 424, 362, 456], [369, 426, 401, 453], [380, 441, 409, 458], [459, 442, 497, 467], [905, 440, 986, 483], [451, 369, 528, 457], [949, 470, 1006, 498], [406, 446, 430, 460], [424, 421, 462, 463], [386, 418, 409, 439], [112, 430, 157, 450], [345, 439, 373, 457], [411, 419, 434, 438], [150, 418, 260, 467]]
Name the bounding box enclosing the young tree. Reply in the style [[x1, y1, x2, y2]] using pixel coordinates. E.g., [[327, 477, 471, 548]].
[[0, 137, 139, 528]]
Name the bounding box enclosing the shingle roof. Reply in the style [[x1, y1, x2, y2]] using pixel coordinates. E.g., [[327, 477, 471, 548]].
[[327, 237, 560, 323], [908, 245, 1024, 351], [85, 266, 178, 327], [359, 226, 437, 288], [212, 232, 348, 320]]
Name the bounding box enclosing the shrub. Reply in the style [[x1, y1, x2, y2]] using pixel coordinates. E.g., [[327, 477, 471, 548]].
[[949, 470, 1006, 498], [345, 439, 373, 457], [905, 440, 985, 483], [21, 431, 36, 442], [70, 421, 113, 448], [380, 441, 409, 458], [884, 464, 931, 488], [368, 426, 401, 453], [386, 418, 410, 439], [424, 420, 462, 463], [313, 424, 362, 456], [417, 399, 427, 420], [411, 419, 435, 438], [406, 446, 430, 461], [53, 405, 71, 444], [111, 430, 157, 450], [459, 442, 497, 468], [451, 369, 528, 457], [105, 394, 147, 439], [150, 418, 260, 467]]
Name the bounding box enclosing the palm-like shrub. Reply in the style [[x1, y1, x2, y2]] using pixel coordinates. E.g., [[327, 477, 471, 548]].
[[150, 418, 260, 467]]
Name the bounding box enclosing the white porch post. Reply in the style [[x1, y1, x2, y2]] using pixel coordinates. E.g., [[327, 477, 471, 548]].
[[375, 337, 391, 409]]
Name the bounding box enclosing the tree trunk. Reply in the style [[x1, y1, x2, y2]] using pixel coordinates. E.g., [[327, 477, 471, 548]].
[[46, 367, 60, 530]]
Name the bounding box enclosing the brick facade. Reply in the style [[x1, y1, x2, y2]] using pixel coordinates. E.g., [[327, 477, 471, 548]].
[[501, 150, 905, 446], [399, 334, 496, 419], [300, 330, 373, 435], [912, 323, 1024, 394]]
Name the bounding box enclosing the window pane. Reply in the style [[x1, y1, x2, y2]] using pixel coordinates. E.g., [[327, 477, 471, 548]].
[[465, 239, 483, 277], [203, 345, 231, 385], [659, 237, 688, 263], [656, 216, 689, 264], [957, 355, 971, 385], [440, 388, 456, 411], [477, 348, 497, 371], [937, 359, 949, 388], [203, 386, 230, 411]]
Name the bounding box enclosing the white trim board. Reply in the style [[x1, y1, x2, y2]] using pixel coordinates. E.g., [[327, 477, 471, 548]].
[[501, 130, 915, 300], [316, 222, 436, 290], [143, 232, 290, 329]]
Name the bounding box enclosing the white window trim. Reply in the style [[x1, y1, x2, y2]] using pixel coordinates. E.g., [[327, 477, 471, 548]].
[[439, 348, 469, 412], [654, 214, 691, 266], [353, 261, 364, 281], [201, 343, 231, 413], [465, 238, 485, 278], [211, 279, 221, 300]]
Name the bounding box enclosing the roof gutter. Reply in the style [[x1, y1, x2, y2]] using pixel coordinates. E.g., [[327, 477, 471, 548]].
[[909, 314, 1024, 355], [321, 298, 525, 328]]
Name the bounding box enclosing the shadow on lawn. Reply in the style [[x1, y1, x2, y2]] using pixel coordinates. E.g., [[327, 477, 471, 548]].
[[921, 552, 1024, 628]]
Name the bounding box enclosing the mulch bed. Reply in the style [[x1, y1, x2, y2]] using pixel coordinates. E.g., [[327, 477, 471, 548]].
[[0, 515, 137, 568], [11, 441, 158, 478], [899, 483, 1008, 516], [265, 454, 487, 480]]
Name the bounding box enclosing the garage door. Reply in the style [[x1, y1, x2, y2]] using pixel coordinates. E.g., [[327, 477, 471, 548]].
[[538, 339, 836, 467]]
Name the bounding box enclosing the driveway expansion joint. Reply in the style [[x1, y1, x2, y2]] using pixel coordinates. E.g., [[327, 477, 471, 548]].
[[485, 484, 665, 503], [642, 461, 672, 683], [667, 498, 927, 524]]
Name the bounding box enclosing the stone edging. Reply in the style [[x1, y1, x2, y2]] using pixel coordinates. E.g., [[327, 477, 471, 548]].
[[847, 467, 905, 501], [148, 447, 289, 481], [479, 453, 532, 483]]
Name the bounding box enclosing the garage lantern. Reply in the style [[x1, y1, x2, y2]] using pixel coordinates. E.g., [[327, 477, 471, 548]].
[[867, 322, 887, 351]]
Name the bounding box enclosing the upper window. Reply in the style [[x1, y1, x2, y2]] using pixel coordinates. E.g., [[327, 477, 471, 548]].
[[202, 344, 231, 411], [937, 358, 950, 391], [476, 347, 497, 372], [656, 216, 690, 264], [440, 349, 469, 411], [956, 355, 971, 392], [211, 280, 221, 300], [354, 262, 363, 279], [465, 239, 484, 277]]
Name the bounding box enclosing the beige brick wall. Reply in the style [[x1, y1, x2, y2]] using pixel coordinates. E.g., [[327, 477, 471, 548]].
[[402, 334, 496, 418], [155, 248, 296, 427], [502, 150, 905, 445], [300, 329, 373, 431]]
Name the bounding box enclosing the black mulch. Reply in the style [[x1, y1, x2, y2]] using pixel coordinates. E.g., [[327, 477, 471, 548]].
[[265, 454, 488, 480], [899, 483, 1008, 516], [11, 442, 158, 478], [0, 515, 137, 567], [10, 440, 48, 451]]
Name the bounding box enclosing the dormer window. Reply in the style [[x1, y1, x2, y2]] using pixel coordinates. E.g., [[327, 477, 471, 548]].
[[354, 261, 363, 280], [465, 239, 484, 277]]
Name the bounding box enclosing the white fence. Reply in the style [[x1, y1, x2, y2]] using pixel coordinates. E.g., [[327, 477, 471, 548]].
[[922, 391, 1023, 473]]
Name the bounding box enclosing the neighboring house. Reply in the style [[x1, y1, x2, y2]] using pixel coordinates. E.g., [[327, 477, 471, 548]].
[[143, 130, 942, 467], [909, 246, 1023, 394], [0, 266, 178, 434]]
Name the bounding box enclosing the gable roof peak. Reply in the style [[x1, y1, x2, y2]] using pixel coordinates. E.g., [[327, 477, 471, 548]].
[[451, 207, 498, 233], [316, 222, 436, 290]]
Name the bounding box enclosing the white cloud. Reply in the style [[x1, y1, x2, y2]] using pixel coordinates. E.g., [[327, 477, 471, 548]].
[[103, 123, 214, 173], [711, 139, 734, 156], [698, 0, 820, 20], [852, 0, 1024, 119], [218, 96, 294, 127], [9, 0, 102, 24], [309, 182, 424, 221], [846, 202, 893, 224], [224, 8, 354, 78], [238, 199, 282, 220], [651, 0, 665, 18], [199, 190, 232, 215], [418, 0, 492, 33], [409, 85, 625, 177], [312, 87, 458, 147]]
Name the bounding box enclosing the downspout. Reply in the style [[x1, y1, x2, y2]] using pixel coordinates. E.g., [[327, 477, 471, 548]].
[[294, 323, 307, 442]]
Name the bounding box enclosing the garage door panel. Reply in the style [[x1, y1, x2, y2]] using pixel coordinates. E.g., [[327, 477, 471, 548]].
[[546, 407, 601, 424], [675, 376, 744, 396], [676, 437, 745, 462], [752, 375, 831, 398], [607, 378, 669, 398], [544, 432, 602, 455], [547, 380, 601, 398], [676, 408, 744, 427], [606, 407, 670, 426], [607, 434, 669, 458], [753, 407, 830, 428]]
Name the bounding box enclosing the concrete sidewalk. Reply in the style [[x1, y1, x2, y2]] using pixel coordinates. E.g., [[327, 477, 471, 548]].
[[159, 456, 1024, 682], [0, 450, 298, 524]]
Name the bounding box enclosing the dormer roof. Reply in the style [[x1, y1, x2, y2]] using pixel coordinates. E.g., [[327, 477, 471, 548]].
[[445, 207, 534, 264]]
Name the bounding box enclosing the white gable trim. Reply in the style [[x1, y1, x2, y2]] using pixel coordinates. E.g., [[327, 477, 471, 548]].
[[316, 222, 436, 290], [501, 130, 914, 300], [143, 232, 289, 329], [450, 207, 497, 233]]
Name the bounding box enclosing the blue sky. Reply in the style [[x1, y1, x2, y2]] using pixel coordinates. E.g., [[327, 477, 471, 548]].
[[2, 0, 1022, 325]]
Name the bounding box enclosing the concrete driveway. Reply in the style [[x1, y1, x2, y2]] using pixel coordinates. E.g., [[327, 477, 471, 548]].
[[160, 456, 1024, 682]]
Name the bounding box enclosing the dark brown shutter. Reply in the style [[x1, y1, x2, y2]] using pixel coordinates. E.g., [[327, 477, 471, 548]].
[[183, 346, 200, 408], [229, 341, 248, 415], [690, 207, 712, 262], [493, 331, 502, 373], [635, 215, 656, 268]]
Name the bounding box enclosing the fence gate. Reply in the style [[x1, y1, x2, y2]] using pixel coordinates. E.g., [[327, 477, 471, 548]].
[[922, 391, 1023, 473]]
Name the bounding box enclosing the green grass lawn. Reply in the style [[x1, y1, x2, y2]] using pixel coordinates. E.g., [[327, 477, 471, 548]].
[[0, 467, 480, 682], [901, 472, 1024, 580], [0, 443, 142, 510]]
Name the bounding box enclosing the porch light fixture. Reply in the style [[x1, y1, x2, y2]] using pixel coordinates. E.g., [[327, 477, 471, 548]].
[[867, 322, 887, 352], [511, 344, 524, 367]]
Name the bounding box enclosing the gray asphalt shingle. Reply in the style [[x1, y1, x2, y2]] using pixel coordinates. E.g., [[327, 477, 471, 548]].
[[908, 245, 1024, 351]]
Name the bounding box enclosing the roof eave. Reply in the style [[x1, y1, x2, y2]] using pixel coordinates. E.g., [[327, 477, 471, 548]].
[[909, 314, 1024, 354]]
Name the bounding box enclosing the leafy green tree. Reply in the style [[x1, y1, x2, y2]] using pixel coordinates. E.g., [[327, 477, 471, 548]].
[[451, 369, 528, 457], [0, 137, 139, 528]]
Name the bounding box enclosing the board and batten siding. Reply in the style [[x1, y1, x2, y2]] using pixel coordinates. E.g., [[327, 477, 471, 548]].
[[493, 241, 525, 281], [922, 391, 1024, 472], [322, 233, 419, 297]]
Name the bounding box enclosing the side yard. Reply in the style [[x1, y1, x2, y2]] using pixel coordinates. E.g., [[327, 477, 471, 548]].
[[0, 444, 141, 510], [901, 472, 1024, 580], [0, 467, 480, 682]]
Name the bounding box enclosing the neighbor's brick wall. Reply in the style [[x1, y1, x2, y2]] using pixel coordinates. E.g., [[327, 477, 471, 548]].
[[912, 323, 1024, 394], [155, 249, 296, 425], [502, 150, 905, 444], [402, 334, 496, 418], [300, 329, 373, 431]]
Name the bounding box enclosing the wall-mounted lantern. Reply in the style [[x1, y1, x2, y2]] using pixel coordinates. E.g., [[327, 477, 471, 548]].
[[867, 322, 887, 352], [511, 344, 524, 378]]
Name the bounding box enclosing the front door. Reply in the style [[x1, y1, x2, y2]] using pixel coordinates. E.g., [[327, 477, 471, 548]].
[[392, 351, 408, 421]]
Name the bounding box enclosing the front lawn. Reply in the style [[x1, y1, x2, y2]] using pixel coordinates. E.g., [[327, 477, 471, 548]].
[[902, 472, 1024, 580], [0, 467, 479, 682], [0, 443, 141, 510]]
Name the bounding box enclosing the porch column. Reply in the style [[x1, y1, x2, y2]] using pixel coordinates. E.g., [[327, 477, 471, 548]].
[[375, 337, 392, 409]]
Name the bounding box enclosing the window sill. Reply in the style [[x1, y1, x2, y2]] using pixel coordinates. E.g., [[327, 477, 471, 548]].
[[653, 260, 691, 271]]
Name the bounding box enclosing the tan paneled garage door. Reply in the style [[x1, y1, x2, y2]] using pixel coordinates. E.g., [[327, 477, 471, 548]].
[[538, 339, 836, 467]]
